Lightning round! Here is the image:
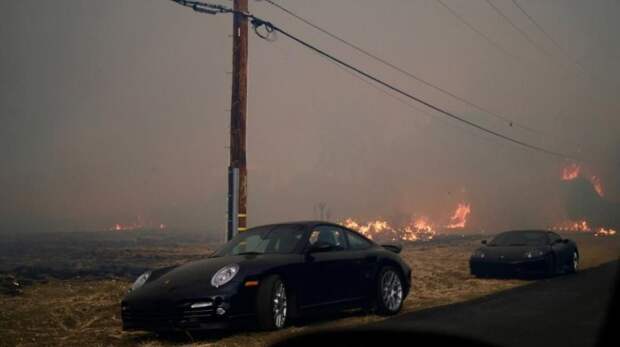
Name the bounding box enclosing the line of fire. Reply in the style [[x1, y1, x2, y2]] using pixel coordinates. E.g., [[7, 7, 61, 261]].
[[108, 162, 616, 240]]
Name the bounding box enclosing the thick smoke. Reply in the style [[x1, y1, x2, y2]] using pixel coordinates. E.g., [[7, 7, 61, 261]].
[[564, 178, 620, 230]]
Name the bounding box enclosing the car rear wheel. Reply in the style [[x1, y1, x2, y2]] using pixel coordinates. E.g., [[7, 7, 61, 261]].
[[376, 267, 404, 315], [256, 275, 287, 330], [569, 251, 579, 273]]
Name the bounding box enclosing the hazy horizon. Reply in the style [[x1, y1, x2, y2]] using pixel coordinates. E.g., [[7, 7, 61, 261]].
[[1, 0, 619, 235]]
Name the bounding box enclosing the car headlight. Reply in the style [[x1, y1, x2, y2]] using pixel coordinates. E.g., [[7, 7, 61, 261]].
[[211, 264, 240, 288], [524, 249, 545, 259], [131, 271, 151, 291], [473, 250, 486, 258]]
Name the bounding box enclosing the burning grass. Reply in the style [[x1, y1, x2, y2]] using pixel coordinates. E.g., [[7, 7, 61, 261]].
[[0, 233, 618, 347]]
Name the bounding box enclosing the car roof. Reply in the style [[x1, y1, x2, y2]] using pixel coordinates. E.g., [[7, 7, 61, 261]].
[[499, 229, 550, 235], [247, 220, 377, 245], [249, 220, 345, 230]]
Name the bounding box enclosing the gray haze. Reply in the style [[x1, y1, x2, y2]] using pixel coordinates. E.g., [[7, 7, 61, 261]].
[[1, 0, 619, 235]]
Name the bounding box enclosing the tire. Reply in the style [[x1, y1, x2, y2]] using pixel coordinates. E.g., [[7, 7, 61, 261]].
[[375, 266, 404, 316], [256, 275, 288, 331], [568, 251, 579, 274]]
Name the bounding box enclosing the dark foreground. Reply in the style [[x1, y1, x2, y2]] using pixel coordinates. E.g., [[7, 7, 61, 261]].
[[278, 260, 618, 347], [376, 260, 618, 346]]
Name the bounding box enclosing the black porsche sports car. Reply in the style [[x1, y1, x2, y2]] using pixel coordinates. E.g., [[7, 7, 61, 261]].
[[121, 221, 412, 332], [470, 230, 579, 277]]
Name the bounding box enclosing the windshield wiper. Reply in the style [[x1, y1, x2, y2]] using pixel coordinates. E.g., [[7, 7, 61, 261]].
[[508, 243, 527, 246]]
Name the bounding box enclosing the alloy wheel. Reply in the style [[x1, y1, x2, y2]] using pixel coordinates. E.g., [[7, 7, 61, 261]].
[[381, 270, 403, 312], [272, 281, 287, 328], [572, 252, 579, 272]]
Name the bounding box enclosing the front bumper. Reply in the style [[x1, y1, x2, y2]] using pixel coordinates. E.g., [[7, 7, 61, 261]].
[[121, 283, 257, 331], [470, 257, 549, 276]]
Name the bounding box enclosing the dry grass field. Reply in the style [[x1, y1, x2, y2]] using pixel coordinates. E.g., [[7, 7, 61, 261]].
[[0, 233, 618, 347]]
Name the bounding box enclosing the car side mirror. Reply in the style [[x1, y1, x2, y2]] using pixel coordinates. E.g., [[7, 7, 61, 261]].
[[308, 241, 334, 253], [481, 240, 487, 245]]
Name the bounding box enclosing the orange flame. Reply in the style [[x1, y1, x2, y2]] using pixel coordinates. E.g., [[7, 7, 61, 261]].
[[595, 228, 617, 237], [551, 220, 616, 237], [445, 203, 471, 229], [590, 175, 604, 197], [552, 220, 591, 232], [342, 217, 436, 241], [561, 163, 605, 197], [562, 163, 580, 181], [341, 218, 400, 241], [342, 203, 473, 241], [407, 217, 436, 240], [110, 223, 142, 231], [109, 217, 166, 232]]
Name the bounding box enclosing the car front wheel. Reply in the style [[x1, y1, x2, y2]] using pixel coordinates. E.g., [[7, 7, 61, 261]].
[[256, 275, 288, 330], [376, 267, 404, 315]]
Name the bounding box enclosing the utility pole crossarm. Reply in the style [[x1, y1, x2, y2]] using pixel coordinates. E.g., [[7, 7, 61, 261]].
[[170, 0, 231, 15]]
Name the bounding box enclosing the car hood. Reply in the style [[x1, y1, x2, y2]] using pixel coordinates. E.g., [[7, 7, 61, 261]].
[[476, 245, 550, 261], [124, 253, 300, 303]]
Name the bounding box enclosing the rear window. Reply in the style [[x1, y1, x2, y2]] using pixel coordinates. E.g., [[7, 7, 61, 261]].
[[490, 231, 549, 246], [346, 230, 373, 250]]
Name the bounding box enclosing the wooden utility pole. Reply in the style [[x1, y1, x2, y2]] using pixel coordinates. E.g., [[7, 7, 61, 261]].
[[227, 0, 248, 241]]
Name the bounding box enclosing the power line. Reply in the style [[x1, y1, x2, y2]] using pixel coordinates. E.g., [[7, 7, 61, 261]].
[[511, 0, 563, 53], [484, 0, 555, 60], [433, 1, 583, 116], [437, 0, 617, 141], [510, 0, 619, 88], [259, 4, 549, 154], [319, 49, 521, 152], [487, 0, 618, 96], [488, 0, 620, 126], [262, 0, 541, 135], [256, 21, 572, 159], [435, 0, 530, 66], [169, 0, 576, 160]]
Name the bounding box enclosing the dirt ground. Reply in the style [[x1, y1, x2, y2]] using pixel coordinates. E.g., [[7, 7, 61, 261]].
[[0, 233, 618, 347]]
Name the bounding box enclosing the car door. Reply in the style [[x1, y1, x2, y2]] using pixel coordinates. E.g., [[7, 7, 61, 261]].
[[344, 229, 376, 300], [548, 232, 569, 270], [298, 225, 356, 309]]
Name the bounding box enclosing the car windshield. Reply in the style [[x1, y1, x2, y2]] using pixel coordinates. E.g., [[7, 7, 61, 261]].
[[213, 224, 306, 256], [489, 231, 549, 246]]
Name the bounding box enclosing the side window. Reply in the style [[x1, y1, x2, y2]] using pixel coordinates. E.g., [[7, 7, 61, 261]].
[[346, 230, 372, 250], [548, 232, 561, 244], [308, 226, 348, 251]]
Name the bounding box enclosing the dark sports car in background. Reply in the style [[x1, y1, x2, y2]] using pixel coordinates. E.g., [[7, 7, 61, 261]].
[[470, 230, 579, 277], [121, 221, 411, 332]]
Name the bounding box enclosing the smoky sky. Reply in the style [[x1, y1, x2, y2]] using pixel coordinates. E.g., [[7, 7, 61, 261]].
[[1, 0, 619, 235]]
